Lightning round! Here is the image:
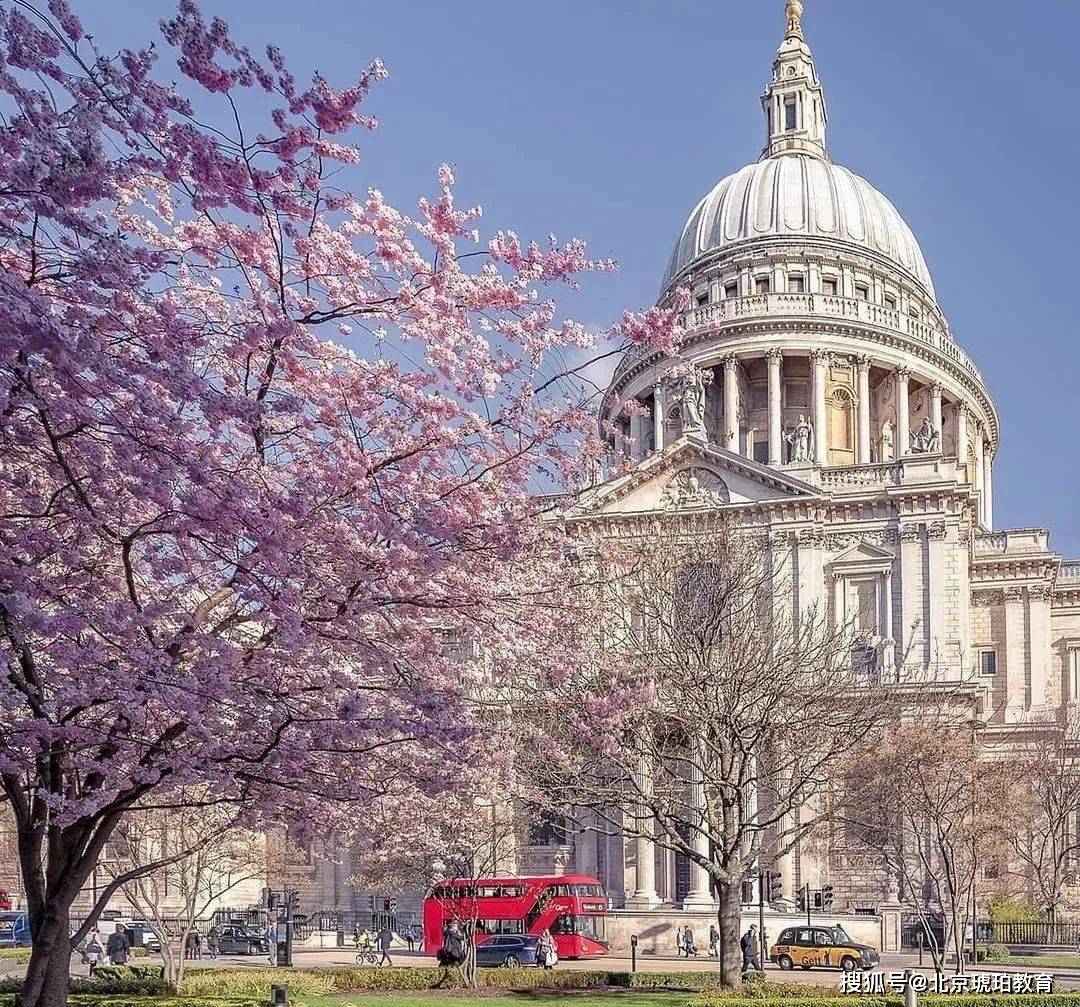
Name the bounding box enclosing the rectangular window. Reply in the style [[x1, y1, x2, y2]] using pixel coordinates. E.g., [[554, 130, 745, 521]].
[[822, 277, 838, 296], [724, 281, 739, 299], [855, 283, 870, 301], [884, 293, 897, 310], [788, 275, 805, 293], [755, 276, 771, 295], [696, 293, 709, 307], [979, 650, 997, 677], [1068, 646, 1080, 700], [785, 100, 797, 132], [753, 439, 769, 464]]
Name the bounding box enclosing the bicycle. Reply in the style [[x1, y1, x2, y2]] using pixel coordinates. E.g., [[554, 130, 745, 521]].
[[354, 949, 382, 967]]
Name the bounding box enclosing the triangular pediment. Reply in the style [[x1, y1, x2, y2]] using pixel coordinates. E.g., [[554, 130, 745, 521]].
[[830, 540, 895, 571], [561, 437, 823, 519]]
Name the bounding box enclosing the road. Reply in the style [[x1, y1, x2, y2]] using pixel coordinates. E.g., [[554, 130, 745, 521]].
[[164, 947, 1080, 991]]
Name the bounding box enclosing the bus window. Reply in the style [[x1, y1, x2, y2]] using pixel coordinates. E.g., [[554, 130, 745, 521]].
[[478, 918, 524, 934], [552, 915, 604, 937]]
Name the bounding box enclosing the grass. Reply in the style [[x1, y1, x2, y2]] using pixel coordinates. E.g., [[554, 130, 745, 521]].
[[295, 997, 691, 1007], [1005, 956, 1080, 970]]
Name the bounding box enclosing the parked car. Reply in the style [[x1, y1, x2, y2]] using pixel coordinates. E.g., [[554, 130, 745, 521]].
[[0, 912, 30, 947], [122, 920, 162, 953], [216, 924, 269, 956], [0, 890, 11, 911], [475, 935, 540, 968], [769, 925, 879, 972]]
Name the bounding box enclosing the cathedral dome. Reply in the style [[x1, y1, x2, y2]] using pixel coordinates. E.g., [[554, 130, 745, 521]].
[[662, 154, 935, 299]]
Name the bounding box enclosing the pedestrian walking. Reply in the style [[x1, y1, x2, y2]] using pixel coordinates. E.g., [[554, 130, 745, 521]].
[[377, 924, 393, 966], [682, 925, 698, 957], [106, 923, 130, 966], [192, 929, 202, 959], [207, 925, 220, 961], [404, 924, 416, 952], [740, 924, 760, 974], [84, 933, 104, 973], [266, 923, 278, 966], [708, 924, 719, 957], [538, 928, 558, 969]]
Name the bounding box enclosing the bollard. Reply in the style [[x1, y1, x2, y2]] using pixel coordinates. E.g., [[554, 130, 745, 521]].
[[916, 931, 923, 968], [903, 969, 917, 1007], [269, 984, 289, 1007], [630, 934, 638, 974]]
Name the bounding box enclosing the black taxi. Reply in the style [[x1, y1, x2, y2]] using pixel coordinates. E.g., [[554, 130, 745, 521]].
[[769, 925, 879, 972]]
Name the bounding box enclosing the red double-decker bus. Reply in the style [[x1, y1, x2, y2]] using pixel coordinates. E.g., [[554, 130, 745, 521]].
[[423, 874, 609, 959]]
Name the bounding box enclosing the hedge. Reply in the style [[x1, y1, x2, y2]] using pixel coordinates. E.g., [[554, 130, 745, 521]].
[[0, 963, 168, 998]]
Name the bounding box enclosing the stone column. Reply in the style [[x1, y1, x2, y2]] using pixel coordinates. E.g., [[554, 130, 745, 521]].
[[629, 409, 644, 461], [983, 441, 994, 529], [723, 356, 740, 453], [895, 367, 911, 457], [856, 355, 871, 465], [626, 747, 660, 908], [652, 382, 665, 453], [930, 384, 943, 449], [811, 350, 829, 464], [683, 736, 715, 908], [1003, 587, 1026, 716], [974, 432, 987, 526], [955, 402, 968, 471], [767, 349, 783, 466], [1029, 586, 1050, 709]]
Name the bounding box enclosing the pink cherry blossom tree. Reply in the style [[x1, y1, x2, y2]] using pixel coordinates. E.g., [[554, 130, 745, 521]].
[[0, 2, 682, 1003]]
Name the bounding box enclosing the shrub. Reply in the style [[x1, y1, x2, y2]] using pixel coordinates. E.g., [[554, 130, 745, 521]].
[[982, 943, 1012, 963]]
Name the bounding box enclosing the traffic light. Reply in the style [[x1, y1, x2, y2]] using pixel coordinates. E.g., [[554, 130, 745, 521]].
[[821, 884, 834, 909], [767, 871, 783, 903], [367, 894, 376, 912], [288, 890, 300, 913], [266, 889, 278, 910], [812, 890, 824, 910], [741, 879, 755, 905], [382, 897, 392, 912], [795, 888, 806, 912]]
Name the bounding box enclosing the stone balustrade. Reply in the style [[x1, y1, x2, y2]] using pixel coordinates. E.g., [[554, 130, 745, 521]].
[[1060, 561, 1080, 580], [613, 291, 983, 385], [973, 529, 1051, 556]]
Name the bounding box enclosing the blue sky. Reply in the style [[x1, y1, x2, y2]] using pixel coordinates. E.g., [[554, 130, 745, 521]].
[[89, 0, 1080, 554]]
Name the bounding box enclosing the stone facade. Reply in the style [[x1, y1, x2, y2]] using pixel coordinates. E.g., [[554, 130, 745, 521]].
[[537, 1, 1080, 925]]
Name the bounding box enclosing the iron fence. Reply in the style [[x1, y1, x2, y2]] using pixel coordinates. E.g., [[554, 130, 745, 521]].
[[983, 920, 1080, 947]]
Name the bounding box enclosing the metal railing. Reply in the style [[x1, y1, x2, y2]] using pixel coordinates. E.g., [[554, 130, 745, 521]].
[[982, 919, 1080, 947]]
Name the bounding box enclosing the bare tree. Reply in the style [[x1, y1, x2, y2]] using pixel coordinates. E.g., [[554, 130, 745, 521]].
[[99, 807, 264, 989], [839, 721, 1016, 974], [521, 518, 903, 987], [1006, 714, 1080, 923], [352, 788, 529, 988]]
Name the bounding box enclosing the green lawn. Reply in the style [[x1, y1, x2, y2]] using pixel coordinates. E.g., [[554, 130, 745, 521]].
[[296, 997, 690, 1007], [1006, 956, 1080, 970]]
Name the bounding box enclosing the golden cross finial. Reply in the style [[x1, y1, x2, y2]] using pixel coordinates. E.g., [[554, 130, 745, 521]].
[[786, 0, 805, 38]]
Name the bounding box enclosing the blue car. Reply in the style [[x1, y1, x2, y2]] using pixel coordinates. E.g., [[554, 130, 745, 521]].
[[475, 935, 539, 968], [0, 912, 30, 947]]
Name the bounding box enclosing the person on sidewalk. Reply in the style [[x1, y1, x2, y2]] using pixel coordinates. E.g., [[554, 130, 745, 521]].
[[741, 924, 760, 974], [106, 924, 130, 966], [708, 924, 719, 957], [377, 924, 393, 966]]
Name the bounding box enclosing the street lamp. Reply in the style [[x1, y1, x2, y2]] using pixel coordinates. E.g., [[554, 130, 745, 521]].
[[966, 718, 987, 969]]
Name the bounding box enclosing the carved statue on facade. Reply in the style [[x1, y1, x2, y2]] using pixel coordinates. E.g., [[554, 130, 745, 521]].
[[662, 468, 730, 510], [880, 420, 894, 462], [677, 372, 707, 439], [910, 416, 940, 454], [785, 414, 814, 463]]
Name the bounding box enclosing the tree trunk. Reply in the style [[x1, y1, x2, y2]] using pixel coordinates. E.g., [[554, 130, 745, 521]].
[[18, 903, 71, 1007], [460, 921, 477, 989], [715, 879, 743, 988]]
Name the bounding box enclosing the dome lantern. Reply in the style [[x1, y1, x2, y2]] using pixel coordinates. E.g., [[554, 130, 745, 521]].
[[762, 0, 828, 161]]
